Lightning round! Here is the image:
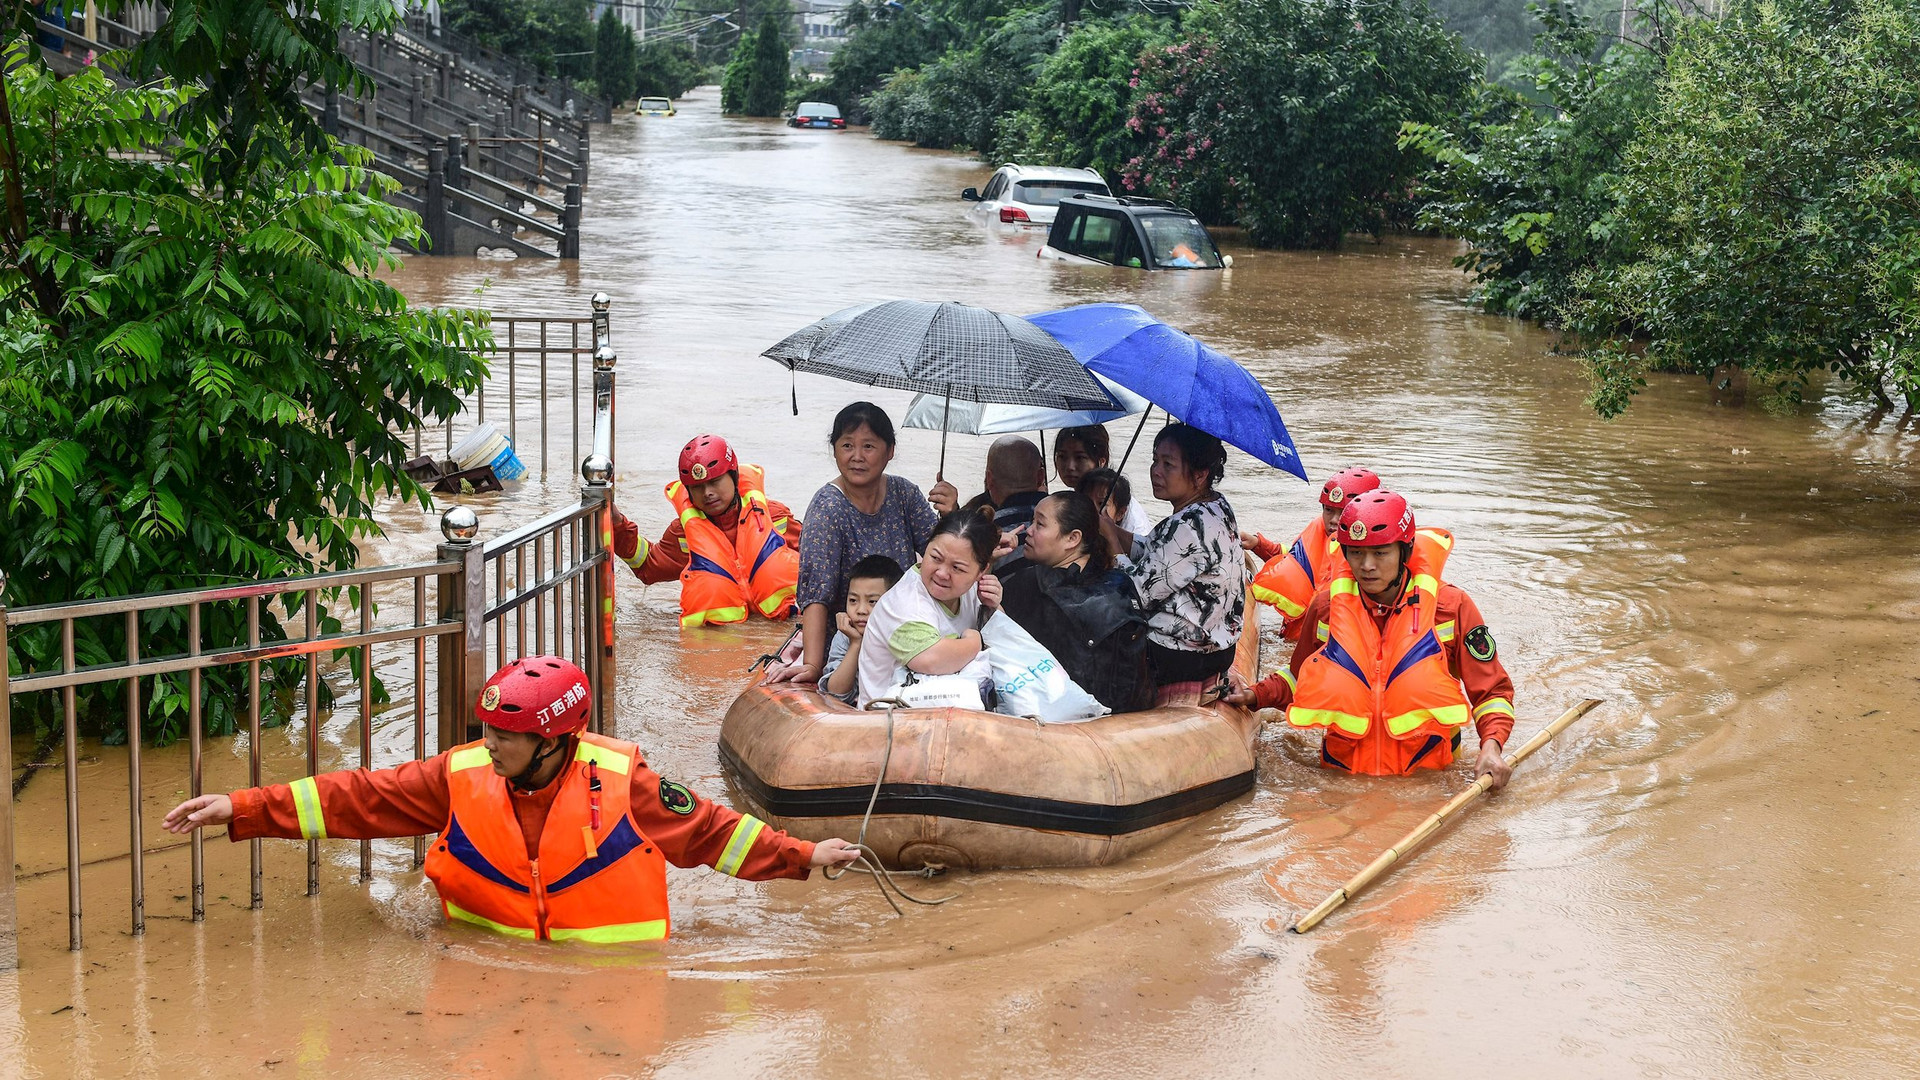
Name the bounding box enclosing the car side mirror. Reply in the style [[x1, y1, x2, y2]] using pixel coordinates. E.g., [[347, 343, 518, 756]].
[[1222, 254, 1234, 268], [961, 188, 980, 202]]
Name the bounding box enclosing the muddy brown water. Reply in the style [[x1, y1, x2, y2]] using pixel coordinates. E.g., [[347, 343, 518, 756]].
[[5, 85, 1918, 1078]]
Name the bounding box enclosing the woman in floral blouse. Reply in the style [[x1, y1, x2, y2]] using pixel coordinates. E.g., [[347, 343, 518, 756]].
[[1105, 424, 1247, 706]]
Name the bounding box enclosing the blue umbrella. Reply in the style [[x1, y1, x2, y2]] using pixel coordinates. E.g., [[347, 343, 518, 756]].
[[1027, 303, 1307, 482]]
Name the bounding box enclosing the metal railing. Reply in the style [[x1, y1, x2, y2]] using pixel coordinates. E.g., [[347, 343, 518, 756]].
[[410, 312, 598, 479], [0, 292, 620, 969]]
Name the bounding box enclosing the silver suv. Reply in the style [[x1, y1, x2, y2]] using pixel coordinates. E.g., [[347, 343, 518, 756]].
[[961, 164, 1111, 227]]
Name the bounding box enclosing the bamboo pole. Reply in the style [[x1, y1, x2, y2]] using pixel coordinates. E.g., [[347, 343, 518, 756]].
[[1289, 698, 1604, 934]]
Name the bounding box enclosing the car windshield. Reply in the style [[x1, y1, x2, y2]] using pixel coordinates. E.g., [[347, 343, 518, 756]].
[[1013, 180, 1108, 206], [1138, 214, 1224, 269], [796, 102, 841, 118], [640, 98, 670, 110]]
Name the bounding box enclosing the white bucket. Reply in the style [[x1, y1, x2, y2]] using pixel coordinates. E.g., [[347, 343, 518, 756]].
[[450, 422, 526, 482]]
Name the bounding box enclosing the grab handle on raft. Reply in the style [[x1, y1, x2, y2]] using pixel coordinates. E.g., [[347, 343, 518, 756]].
[[1289, 697, 1604, 934]]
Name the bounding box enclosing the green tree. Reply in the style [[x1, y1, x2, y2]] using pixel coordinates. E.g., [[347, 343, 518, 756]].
[[594, 8, 638, 104], [745, 12, 793, 117], [442, 0, 598, 79], [634, 38, 704, 99], [992, 16, 1173, 182], [721, 24, 758, 112], [817, 0, 965, 122], [0, 25, 488, 743], [864, 5, 1058, 152], [1124, 0, 1479, 248], [1565, 0, 1920, 414], [1401, 1, 1666, 320]]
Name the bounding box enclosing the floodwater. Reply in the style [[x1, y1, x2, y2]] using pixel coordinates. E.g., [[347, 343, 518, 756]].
[[6, 84, 1919, 1078]]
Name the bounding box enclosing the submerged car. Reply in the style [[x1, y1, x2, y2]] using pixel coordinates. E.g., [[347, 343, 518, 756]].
[[788, 101, 846, 129], [636, 96, 676, 117], [1037, 194, 1231, 270], [961, 164, 1111, 227]]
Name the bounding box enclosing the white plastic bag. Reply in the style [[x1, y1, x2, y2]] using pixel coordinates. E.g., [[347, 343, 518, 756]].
[[879, 651, 994, 711], [980, 611, 1109, 724]]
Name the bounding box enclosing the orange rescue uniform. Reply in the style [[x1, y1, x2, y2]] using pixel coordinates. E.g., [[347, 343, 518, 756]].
[[228, 736, 814, 940], [1249, 580, 1515, 776], [613, 465, 803, 626]]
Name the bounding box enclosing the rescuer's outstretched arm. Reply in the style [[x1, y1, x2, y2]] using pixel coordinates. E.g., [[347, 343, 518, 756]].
[[162, 755, 452, 841]]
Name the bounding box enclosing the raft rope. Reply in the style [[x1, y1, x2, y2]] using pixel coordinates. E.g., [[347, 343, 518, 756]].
[[824, 700, 958, 917], [747, 626, 802, 674]]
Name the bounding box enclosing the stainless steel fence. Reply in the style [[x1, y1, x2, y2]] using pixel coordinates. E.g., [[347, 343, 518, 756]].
[[0, 293, 620, 969], [412, 313, 597, 480]]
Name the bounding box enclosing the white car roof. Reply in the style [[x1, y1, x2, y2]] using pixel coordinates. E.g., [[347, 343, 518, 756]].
[[1000, 165, 1105, 183]]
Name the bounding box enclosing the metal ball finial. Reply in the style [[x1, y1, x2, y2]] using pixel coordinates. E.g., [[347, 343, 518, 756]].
[[591, 292, 611, 311], [593, 344, 617, 371], [440, 505, 480, 544], [581, 454, 614, 486]]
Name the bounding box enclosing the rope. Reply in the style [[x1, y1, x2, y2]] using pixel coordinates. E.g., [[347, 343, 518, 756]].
[[823, 700, 959, 917]]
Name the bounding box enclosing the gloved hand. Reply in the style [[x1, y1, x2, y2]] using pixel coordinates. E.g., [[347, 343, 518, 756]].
[[611, 509, 642, 564]]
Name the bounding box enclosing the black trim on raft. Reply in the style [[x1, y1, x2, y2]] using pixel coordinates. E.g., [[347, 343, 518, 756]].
[[719, 741, 1256, 837]]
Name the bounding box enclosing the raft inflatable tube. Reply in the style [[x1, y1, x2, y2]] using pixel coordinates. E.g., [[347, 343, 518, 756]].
[[719, 597, 1262, 870]]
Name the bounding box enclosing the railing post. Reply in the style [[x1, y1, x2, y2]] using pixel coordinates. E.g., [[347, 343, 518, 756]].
[[426, 144, 448, 254], [436, 508, 487, 750], [0, 569, 16, 971], [322, 88, 340, 137], [444, 133, 465, 191], [562, 184, 581, 259], [465, 122, 481, 172], [576, 125, 590, 179], [583, 293, 616, 733], [411, 72, 425, 127]]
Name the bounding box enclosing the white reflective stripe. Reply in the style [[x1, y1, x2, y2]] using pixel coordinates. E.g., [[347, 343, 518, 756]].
[[715, 815, 766, 878], [1435, 620, 1456, 642], [1278, 668, 1297, 692], [290, 776, 327, 840], [1473, 698, 1515, 719], [1314, 621, 1330, 643]]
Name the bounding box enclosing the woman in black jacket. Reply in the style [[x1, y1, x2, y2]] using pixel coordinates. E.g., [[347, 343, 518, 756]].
[[998, 492, 1156, 713]]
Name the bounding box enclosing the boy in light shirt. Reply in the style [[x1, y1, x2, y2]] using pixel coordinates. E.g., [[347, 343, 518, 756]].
[[819, 555, 904, 704]]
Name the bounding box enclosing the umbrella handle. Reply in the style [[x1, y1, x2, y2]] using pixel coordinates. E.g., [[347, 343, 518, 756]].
[[1115, 408, 1153, 474], [938, 389, 951, 479]]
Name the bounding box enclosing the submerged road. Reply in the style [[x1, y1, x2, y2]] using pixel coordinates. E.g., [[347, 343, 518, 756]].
[[4, 85, 1918, 1078]]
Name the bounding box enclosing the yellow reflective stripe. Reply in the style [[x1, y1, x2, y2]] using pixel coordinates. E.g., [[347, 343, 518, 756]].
[[770, 517, 789, 533], [1435, 620, 1456, 642], [1417, 528, 1453, 551], [755, 586, 795, 616], [681, 606, 748, 627], [289, 776, 327, 840], [1276, 668, 1297, 693], [445, 902, 537, 939], [715, 815, 766, 878], [574, 740, 633, 776], [1287, 707, 1368, 736], [677, 505, 702, 528], [1250, 582, 1306, 617], [1473, 697, 1515, 720], [1330, 580, 1361, 597], [1408, 574, 1438, 597], [1385, 704, 1472, 737], [1314, 621, 1329, 643], [623, 536, 651, 569], [550, 920, 668, 943], [449, 746, 493, 772]]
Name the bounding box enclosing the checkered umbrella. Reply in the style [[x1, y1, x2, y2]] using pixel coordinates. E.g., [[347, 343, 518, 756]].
[[764, 300, 1120, 410]]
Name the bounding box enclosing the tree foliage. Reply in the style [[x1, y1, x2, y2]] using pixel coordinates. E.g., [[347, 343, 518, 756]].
[[0, 25, 488, 743], [745, 12, 795, 117], [1566, 0, 1920, 414], [1122, 0, 1478, 248], [441, 0, 597, 79], [866, 6, 1058, 152], [992, 16, 1172, 180], [594, 7, 638, 104], [634, 38, 704, 99]]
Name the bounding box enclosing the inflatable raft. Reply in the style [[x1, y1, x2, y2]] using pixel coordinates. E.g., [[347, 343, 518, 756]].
[[718, 599, 1262, 870]]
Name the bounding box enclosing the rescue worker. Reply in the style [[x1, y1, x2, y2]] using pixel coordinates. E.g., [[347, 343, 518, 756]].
[[612, 434, 803, 627], [1242, 466, 1381, 640], [1225, 492, 1516, 786], [161, 656, 861, 942]]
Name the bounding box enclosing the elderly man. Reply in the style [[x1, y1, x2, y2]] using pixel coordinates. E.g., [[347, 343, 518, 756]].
[[928, 435, 1049, 531]]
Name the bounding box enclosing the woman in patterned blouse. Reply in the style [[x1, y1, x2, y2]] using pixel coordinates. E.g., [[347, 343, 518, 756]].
[[766, 402, 940, 686], [1103, 424, 1248, 706]]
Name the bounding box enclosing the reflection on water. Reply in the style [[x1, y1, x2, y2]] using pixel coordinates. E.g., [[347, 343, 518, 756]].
[[5, 85, 1918, 1079]]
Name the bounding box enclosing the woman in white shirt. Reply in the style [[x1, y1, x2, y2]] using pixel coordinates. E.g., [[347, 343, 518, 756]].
[[857, 510, 1005, 708]]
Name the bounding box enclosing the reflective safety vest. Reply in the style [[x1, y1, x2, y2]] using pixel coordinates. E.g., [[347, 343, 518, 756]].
[[1253, 524, 1456, 640], [1250, 520, 1339, 635], [1286, 529, 1471, 746], [423, 733, 672, 943], [667, 464, 798, 627]]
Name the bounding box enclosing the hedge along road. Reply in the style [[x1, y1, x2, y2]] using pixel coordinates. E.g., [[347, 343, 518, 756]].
[[5, 84, 1918, 1079]]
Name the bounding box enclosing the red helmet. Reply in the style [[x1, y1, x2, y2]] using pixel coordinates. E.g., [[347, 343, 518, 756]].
[[1320, 467, 1381, 509], [678, 435, 738, 487], [1338, 490, 1415, 547], [475, 656, 592, 737]]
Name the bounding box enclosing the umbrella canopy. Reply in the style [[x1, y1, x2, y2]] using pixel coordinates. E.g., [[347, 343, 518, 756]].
[[1026, 303, 1307, 481], [763, 300, 1120, 411], [900, 373, 1151, 435]]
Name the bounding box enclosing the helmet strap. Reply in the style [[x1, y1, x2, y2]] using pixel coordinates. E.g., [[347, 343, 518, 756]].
[[509, 734, 574, 792]]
